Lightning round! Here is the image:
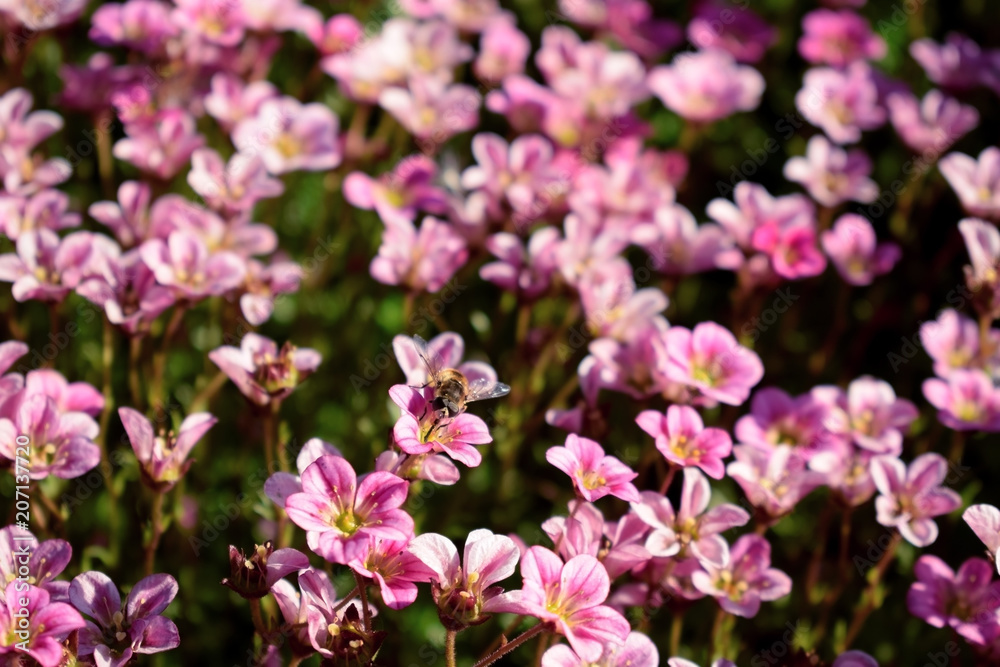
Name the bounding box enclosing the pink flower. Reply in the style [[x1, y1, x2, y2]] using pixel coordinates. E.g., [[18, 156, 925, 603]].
[[408, 528, 520, 629], [910, 33, 989, 90], [232, 97, 341, 174], [88, 181, 152, 248], [648, 49, 765, 123], [546, 433, 640, 503], [631, 468, 749, 567], [578, 264, 669, 343], [89, 0, 178, 54], [0, 391, 100, 480], [691, 534, 792, 617], [239, 258, 303, 326], [204, 73, 279, 131], [488, 547, 630, 661], [480, 227, 561, 300], [630, 204, 741, 276], [964, 504, 1000, 573], [390, 384, 493, 467], [171, 0, 246, 45], [343, 155, 449, 226], [264, 437, 343, 507], [907, 555, 1000, 645], [113, 110, 205, 180], [784, 135, 879, 207], [0, 229, 95, 302], [707, 182, 816, 251], [726, 445, 826, 520], [139, 231, 247, 299], [920, 309, 995, 379], [810, 441, 878, 507], [687, 1, 776, 64], [796, 63, 886, 144], [734, 387, 837, 457], [306, 14, 363, 55], [798, 9, 886, 67], [666, 321, 765, 406], [375, 450, 460, 486], [461, 133, 559, 221], [749, 222, 828, 280], [0, 189, 80, 240], [958, 218, 1000, 294], [392, 331, 499, 389], [923, 369, 1000, 432], [886, 89, 979, 154], [187, 149, 284, 217], [475, 18, 530, 82], [285, 454, 414, 564], [821, 214, 901, 285], [871, 453, 962, 547], [119, 407, 216, 491], [209, 334, 321, 406], [22, 369, 102, 417], [0, 526, 72, 602], [635, 405, 732, 479], [76, 249, 175, 335], [349, 537, 434, 610], [0, 583, 84, 667], [379, 76, 480, 146], [542, 631, 659, 667], [221, 541, 310, 599], [825, 376, 919, 455], [939, 148, 1000, 219], [542, 502, 650, 578], [370, 217, 468, 293]]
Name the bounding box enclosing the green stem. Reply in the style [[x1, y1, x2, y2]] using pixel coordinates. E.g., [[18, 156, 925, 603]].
[[670, 611, 683, 656], [445, 629, 457, 667], [98, 320, 120, 553], [471, 623, 548, 667], [129, 336, 143, 410], [841, 532, 902, 651], [354, 571, 372, 632], [143, 492, 165, 576], [709, 606, 727, 662], [249, 598, 268, 640]]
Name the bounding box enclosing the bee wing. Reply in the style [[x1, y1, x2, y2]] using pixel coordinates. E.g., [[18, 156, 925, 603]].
[[464, 377, 512, 403], [411, 334, 444, 380]]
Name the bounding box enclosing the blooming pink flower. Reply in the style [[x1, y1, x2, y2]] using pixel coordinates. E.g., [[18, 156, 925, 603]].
[[285, 454, 414, 564], [923, 369, 1000, 432], [555, 0, 681, 60], [798, 9, 886, 67], [666, 321, 765, 406], [749, 222, 828, 280], [89, 0, 178, 54], [871, 453, 962, 547], [734, 387, 837, 457], [546, 433, 640, 503], [349, 537, 435, 610], [392, 331, 499, 389], [687, 0, 776, 63], [480, 227, 561, 300], [187, 149, 284, 217], [692, 534, 792, 617], [370, 217, 468, 293], [22, 369, 103, 417], [707, 182, 816, 251], [306, 14, 363, 55], [239, 258, 302, 326], [784, 135, 879, 207], [461, 133, 560, 221], [221, 541, 310, 599], [0, 189, 80, 240], [379, 76, 480, 147], [939, 148, 1000, 219], [88, 181, 152, 248], [119, 407, 216, 491], [140, 230, 247, 299], [232, 97, 341, 174], [635, 405, 732, 479], [821, 214, 901, 285], [630, 203, 741, 276], [726, 444, 826, 520], [203, 73, 279, 131], [408, 528, 520, 628], [489, 547, 630, 661], [542, 631, 659, 667], [810, 441, 878, 507], [908, 555, 1000, 645], [964, 504, 1000, 573], [0, 391, 100, 480], [0, 583, 84, 667], [264, 437, 343, 507], [209, 334, 321, 406], [287, 568, 382, 661], [910, 33, 989, 90], [578, 264, 668, 343], [796, 63, 886, 144], [0, 526, 72, 602], [542, 502, 650, 578], [344, 155, 449, 227], [113, 110, 205, 180], [475, 18, 530, 82], [390, 384, 493, 467], [958, 218, 1000, 297], [920, 309, 996, 379], [648, 49, 765, 123], [0, 229, 95, 302], [76, 249, 175, 335], [825, 376, 919, 454], [886, 89, 979, 154], [631, 468, 749, 567]]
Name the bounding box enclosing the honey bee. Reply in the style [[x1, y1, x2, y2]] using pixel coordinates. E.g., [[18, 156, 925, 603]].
[[411, 334, 511, 420]]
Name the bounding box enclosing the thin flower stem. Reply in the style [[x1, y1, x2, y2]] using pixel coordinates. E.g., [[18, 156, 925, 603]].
[[95, 110, 115, 199], [98, 320, 121, 551], [249, 598, 268, 640], [331, 586, 360, 614], [948, 430, 966, 469], [37, 491, 65, 536], [354, 571, 372, 632], [479, 615, 525, 658], [659, 464, 677, 495], [150, 305, 187, 411], [287, 656, 303, 667], [471, 623, 548, 667], [262, 407, 276, 476], [47, 302, 59, 368], [670, 611, 683, 656], [129, 336, 143, 410], [445, 629, 457, 667], [143, 492, 165, 576], [709, 606, 727, 662], [189, 370, 229, 413], [516, 302, 531, 345], [841, 532, 902, 651]]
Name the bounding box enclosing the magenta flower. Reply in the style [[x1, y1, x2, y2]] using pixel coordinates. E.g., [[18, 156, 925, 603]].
[[886, 89, 979, 154], [370, 217, 468, 293], [798, 9, 886, 67], [964, 504, 1000, 573], [734, 387, 836, 457], [307, 14, 362, 55], [232, 97, 342, 174], [140, 231, 247, 299], [480, 227, 561, 300], [726, 444, 826, 520], [271, 569, 350, 657], [221, 541, 310, 599], [290, 568, 384, 662], [343, 155, 449, 227], [264, 437, 343, 507], [939, 148, 1000, 219], [648, 49, 765, 123], [821, 214, 901, 285], [810, 441, 878, 507], [349, 537, 434, 610], [825, 376, 919, 455], [89, 0, 178, 54], [707, 182, 815, 251], [390, 384, 492, 467], [0, 89, 63, 154], [70, 572, 179, 666], [171, 0, 245, 45], [920, 309, 995, 378], [631, 468, 749, 567], [666, 321, 765, 406], [0, 391, 100, 480], [187, 149, 284, 217], [88, 181, 152, 248], [0, 189, 80, 240], [0, 526, 72, 602], [542, 502, 650, 579], [923, 369, 1000, 432], [204, 73, 279, 131], [635, 405, 732, 479], [285, 454, 414, 564], [832, 652, 878, 667], [542, 631, 659, 667], [379, 76, 480, 146], [687, 0, 776, 64], [239, 258, 302, 326], [475, 18, 531, 82], [461, 133, 559, 221], [910, 33, 989, 90], [749, 220, 828, 280], [209, 334, 321, 406], [578, 266, 669, 343], [692, 534, 792, 617], [489, 547, 630, 661], [408, 528, 520, 628], [0, 583, 84, 667], [76, 249, 175, 336], [0, 229, 94, 302], [958, 218, 1000, 296], [908, 555, 1000, 645], [119, 407, 216, 491], [113, 110, 205, 180], [784, 135, 879, 207], [392, 331, 499, 389], [796, 63, 886, 144], [375, 449, 461, 486], [631, 204, 741, 276], [546, 433, 640, 503], [20, 369, 102, 417], [871, 453, 962, 547]]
